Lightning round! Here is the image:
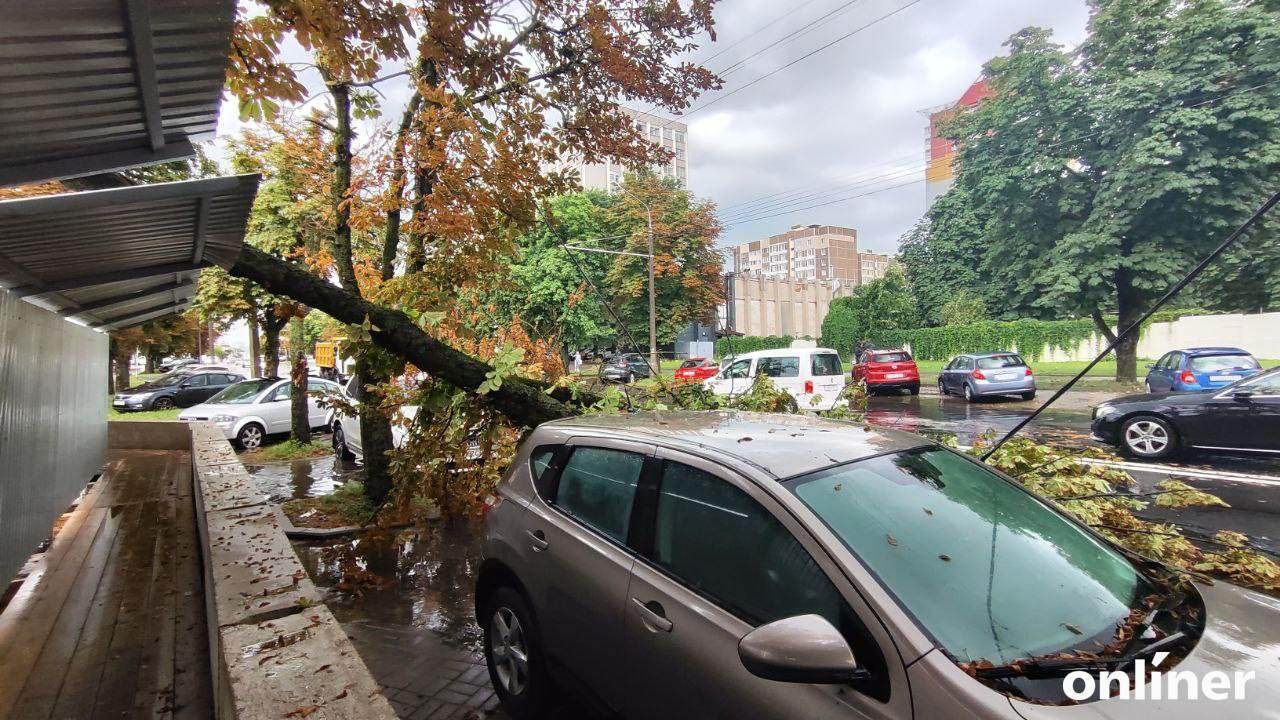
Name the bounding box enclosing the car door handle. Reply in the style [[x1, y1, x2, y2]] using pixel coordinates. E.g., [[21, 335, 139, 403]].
[[526, 529, 550, 552], [632, 598, 673, 633]]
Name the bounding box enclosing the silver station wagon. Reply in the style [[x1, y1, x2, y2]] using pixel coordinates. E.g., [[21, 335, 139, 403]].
[[475, 412, 1280, 719]]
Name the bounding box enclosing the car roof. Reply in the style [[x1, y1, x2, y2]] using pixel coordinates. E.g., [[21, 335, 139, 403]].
[[722, 347, 839, 360], [1179, 347, 1250, 355], [541, 410, 928, 479]]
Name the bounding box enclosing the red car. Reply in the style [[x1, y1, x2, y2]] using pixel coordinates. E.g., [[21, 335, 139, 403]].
[[675, 357, 719, 382], [852, 348, 921, 394]]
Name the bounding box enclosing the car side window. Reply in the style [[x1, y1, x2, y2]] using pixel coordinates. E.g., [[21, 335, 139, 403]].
[[652, 461, 840, 625], [1240, 372, 1280, 395], [756, 356, 799, 378], [650, 460, 891, 699], [1154, 353, 1173, 370], [723, 359, 751, 379], [268, 383, 290, 402], [186, 374, 209, 387], [552, 446, 645, 543]]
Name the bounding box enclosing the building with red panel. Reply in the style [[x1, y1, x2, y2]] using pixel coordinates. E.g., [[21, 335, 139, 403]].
[[925, 79, 994, 207]]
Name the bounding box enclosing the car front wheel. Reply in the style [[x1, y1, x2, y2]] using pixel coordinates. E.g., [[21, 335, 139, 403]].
[[151, 396, 174, 410], [1120, 416, 1179, 460], [236, 423, 265, 451], [484, 587, 553, 719], [332, 424, 355, 461], [963, 383, 976, 402], [937, 379, 947, 396]]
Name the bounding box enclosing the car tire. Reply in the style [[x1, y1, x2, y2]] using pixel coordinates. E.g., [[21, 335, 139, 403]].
[[963, 383, 976, 402], [483, 587, 553, 720], [332, 423, 355, 461], [1021, 390, 1036, 401], [236, 423, 266, 451], [909, 384, 920, 396], [627, 372, 636, 384], [937, 379, 947, 396], [151, 396, 174, 410], [1120, 416, 1179, 460], [783, 396, 799, 413]]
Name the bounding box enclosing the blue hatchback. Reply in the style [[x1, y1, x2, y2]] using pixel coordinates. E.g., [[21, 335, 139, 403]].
[[1143, 347, 1261, 392]]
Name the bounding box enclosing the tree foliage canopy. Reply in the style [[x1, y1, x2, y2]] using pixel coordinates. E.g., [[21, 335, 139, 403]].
[[900, 0, 1280, 376], [820, 266, 919, 357]]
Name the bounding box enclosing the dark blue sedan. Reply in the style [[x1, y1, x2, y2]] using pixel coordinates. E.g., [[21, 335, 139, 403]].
[[1143, 347, 1260, 393]]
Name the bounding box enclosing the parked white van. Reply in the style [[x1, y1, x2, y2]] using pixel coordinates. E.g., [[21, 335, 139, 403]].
[[703, 347, 846, 411]]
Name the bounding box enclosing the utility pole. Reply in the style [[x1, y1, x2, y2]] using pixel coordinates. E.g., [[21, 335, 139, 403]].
[[644, 202, 657, 372]]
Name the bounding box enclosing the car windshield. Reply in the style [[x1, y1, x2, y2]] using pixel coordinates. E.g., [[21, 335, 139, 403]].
[[976, 354, 1024, 369], [787, 447, 1147, 665], [206, 379, 275, 404], [1189, 354, 1258, 372], [871, 352, 911, 363]]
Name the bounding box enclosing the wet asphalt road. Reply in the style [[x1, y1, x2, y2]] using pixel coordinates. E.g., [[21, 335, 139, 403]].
[[866, 392, 1280, 555]]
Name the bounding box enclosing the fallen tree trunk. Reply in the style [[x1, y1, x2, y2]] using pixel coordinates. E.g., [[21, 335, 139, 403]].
[[226, 245, 578, 428]]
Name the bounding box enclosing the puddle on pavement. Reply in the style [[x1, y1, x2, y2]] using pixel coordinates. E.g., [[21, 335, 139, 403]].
[[293, 521, 486, 650], [865, 395, 1094, 446], [243, 454, 367, 503]]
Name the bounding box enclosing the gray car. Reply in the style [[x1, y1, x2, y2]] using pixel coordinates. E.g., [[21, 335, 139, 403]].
[[939, 352, 1037, 401], [476, 411, 1279, 719]]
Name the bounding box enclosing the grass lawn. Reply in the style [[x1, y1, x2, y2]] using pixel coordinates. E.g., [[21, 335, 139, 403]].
[[241, 438, 331, 462], [107, 399, 180, 421]]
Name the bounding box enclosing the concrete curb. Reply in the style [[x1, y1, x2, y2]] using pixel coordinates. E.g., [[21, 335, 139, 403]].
[[189, 422, 398, 720]]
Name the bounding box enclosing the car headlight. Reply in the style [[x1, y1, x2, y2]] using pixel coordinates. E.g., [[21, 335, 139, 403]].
[[1093, 404, 1115, 420], [212, 414, 236, 423]]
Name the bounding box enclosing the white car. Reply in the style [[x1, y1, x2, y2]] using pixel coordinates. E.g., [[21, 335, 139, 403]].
[[178, 376, 343, 450], [329, 376, 419, 461], [703, 347, 847, 411]]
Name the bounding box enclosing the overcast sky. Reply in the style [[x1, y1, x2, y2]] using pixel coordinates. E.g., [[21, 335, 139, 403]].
[[214, 0, 1090, 261]]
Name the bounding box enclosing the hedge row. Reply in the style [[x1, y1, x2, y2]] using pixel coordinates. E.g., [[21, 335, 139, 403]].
[[715, 335, 792, 358]]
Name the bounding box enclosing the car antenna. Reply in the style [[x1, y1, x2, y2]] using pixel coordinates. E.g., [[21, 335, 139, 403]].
[[981, 189, 1280, 461]]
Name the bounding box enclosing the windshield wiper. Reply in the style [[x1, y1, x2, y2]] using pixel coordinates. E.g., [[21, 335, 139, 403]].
[[971, 631, 1190, 680]]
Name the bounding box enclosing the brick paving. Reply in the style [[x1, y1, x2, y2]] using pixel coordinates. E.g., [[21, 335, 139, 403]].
[[342, 618, 506, 720]]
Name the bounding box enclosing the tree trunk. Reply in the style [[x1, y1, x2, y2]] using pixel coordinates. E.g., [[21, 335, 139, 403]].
[[262, 316, 282, 378], [328, 81, 359, 293], [108, 340, 118, 394], [289, 316, 311, 443], [248, 313, 261, 378], [226, 245, 579, 427], [112, 343, 131, 392], [144, 349, 159, 374], [1113, 270, 1142, 382]]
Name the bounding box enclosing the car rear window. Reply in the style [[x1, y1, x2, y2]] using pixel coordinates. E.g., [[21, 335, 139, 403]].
[[811, 353, 842, 376], [1189, 354, 1258, 372], [678, 359, 700, 369], [976, 354, 1025, 369], [871, 352, 911, 363], [757, 356, 800, 378]]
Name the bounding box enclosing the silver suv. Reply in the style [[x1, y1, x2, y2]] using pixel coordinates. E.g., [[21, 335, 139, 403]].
[[476, 411, 1278, 719]]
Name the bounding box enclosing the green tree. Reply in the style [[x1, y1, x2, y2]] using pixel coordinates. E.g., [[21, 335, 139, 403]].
[[898, 187, 991, 325], [935, 0, 1280, 380], [485, 192, 619, 353], [603, 174, 725, 353], [939, 292, 989, 326], [820, 267, 920, 357]]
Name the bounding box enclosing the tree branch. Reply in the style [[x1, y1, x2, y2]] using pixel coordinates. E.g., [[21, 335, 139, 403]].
[[1090, 307, 1118, 345], [226, 245, 580, 427]]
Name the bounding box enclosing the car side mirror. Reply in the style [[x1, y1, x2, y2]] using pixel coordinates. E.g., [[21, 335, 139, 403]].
[[1145, 363, 1156, 370], [1232, 390, 1254, 403], [179, 380, 192, 388], [738, 615, 865, 685]]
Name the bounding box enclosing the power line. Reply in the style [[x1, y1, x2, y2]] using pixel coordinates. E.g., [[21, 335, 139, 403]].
[[696, 0, 830, 66], [713, 0, 868, 79]]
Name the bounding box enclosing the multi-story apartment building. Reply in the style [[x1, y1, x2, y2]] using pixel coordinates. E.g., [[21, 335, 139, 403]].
[[925, 78, 994, 207], [571, 107, 688, 193], [730, 224, 894, 285]]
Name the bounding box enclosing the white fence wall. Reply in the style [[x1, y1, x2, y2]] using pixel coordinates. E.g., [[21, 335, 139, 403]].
[[1035, 312, 1280, 363], [0, 292, 108, 585]]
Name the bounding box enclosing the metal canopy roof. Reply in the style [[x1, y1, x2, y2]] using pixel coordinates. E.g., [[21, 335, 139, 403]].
[[0, 174, 259, 329], [0, 0, 236, 187]]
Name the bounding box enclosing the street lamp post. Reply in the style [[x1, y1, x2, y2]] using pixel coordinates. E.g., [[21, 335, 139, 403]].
[[562, 239, 657, 372], [644, 203, 657, 373]]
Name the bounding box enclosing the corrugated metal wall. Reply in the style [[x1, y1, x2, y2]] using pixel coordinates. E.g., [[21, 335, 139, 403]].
[[0, 291, 107, 585]]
